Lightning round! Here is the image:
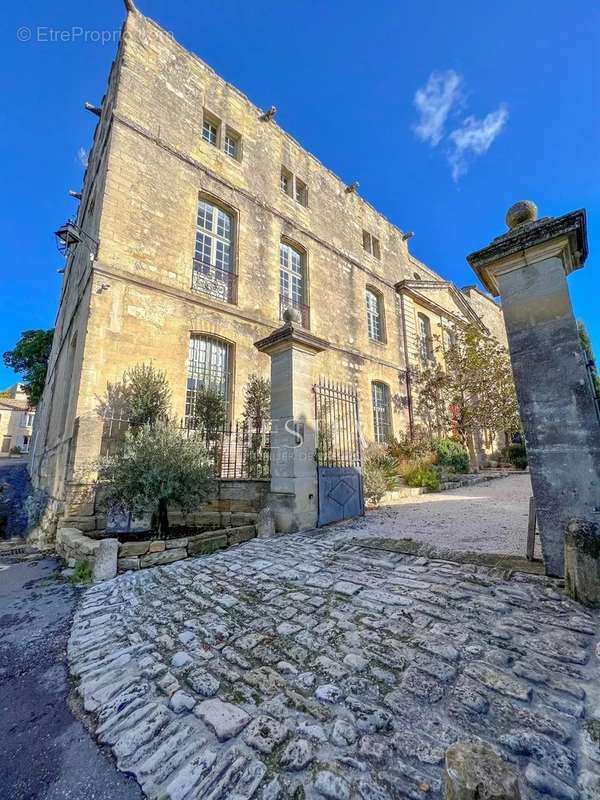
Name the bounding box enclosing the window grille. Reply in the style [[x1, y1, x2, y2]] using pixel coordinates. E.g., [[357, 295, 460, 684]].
[[372, 381, 391, 442], [185, 335, 232, 424]]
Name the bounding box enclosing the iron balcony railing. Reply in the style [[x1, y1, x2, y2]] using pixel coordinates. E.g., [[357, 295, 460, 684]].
[[191, 260, 237, 304], [279, 294, 310, 328]]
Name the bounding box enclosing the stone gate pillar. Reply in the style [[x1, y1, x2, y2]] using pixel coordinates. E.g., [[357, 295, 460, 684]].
[[255, 309, 329, 533], [467, 201, 600, 591]]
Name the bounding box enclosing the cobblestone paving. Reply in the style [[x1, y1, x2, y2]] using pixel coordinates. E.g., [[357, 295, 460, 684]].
[[69, 533, 600, 800]]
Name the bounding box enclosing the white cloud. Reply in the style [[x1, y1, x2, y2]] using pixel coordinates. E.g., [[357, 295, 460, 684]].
[[77, 146, 89, 168], [447, 105, 509, 181], [413, 70, 463, 147]]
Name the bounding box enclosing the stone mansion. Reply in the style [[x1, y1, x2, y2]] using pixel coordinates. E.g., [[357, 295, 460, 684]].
[[30, 4, 507, 525]]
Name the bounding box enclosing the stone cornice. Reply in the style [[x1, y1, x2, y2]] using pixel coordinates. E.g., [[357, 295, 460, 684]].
[[467, 209, 588, 295], [395, 280, 490, 335], [254, 323, 330, 356]]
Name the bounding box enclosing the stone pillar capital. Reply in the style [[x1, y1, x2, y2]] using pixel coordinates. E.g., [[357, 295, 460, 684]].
[[254, 322, 330, 357], [467, 205, 588, 297]]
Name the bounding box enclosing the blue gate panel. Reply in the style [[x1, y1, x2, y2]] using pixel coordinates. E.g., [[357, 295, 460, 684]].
[[318, 466, 364, 526]]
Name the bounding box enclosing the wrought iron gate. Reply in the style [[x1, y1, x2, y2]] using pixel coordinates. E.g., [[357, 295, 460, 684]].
[[314, 378, 364, 526]]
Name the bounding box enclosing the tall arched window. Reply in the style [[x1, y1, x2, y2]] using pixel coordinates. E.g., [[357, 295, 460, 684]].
[[371, 381, 392, 443], [279, 241, 308, 327], [192, 199, 235, 303], [186, 334, 233, 424], [366, 288, 384, 342]]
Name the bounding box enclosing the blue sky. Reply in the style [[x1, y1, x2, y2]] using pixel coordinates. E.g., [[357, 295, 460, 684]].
[[1, 0, 599, 388]]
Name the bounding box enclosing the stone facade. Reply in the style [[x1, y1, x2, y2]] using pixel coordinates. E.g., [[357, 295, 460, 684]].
[[30, 6, 507, 533], [0, 384, 35, 457]]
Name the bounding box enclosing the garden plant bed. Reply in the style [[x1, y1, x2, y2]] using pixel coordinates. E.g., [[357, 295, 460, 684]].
[[55, 521, 258, 579]]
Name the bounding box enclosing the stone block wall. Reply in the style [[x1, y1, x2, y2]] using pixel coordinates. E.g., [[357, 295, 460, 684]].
[[116, 524, 256, 573]]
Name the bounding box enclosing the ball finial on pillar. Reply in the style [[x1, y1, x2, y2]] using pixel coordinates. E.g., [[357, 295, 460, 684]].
[[506, 200, 538, 229], [282, 307, 301, 325]]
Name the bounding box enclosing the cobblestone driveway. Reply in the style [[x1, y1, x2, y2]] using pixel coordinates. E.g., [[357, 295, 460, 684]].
[[69, 532, 600, 800]]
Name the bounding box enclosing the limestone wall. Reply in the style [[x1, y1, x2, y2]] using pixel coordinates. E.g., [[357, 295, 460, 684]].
[[32, 5, 510, 530]]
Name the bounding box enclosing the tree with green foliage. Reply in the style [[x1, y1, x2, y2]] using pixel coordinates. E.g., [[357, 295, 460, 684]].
[[121, 363, 171, 427], [241, 374, 271, 477], [242, 374, 271, 430], [97, 420, 215, 536], [191, 385, 227, 433], [414, 323, 520, 448], [578, 321, 600, 399], [3, 329, 54, 406]]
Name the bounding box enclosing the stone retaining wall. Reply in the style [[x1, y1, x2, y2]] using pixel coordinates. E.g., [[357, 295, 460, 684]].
[[117, 524, 256, 573], [60, 479, 270, 536], [56, 522, 258, 579]]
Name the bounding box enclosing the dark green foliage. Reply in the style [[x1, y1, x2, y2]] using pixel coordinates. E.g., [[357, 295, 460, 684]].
[[242, 375, 271, 478], [191, 386, 227, 433], [242, 374, 271, 430], [3, 329, 54, 406], [97, 420, 215, 536], [434, 437, 469, 473], [578, 321, 600, 399], [403, 462, 441, 491], [70, 561, 93, 584], [508, 443, 528, 470], [122, 363, 171, 427]]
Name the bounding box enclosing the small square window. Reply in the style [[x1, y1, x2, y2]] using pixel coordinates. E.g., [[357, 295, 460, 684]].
[[281, 167, 293, 197], [224, 128, 241, 160], [362, 230, 381, 259], [295, 178, 308, 207], [202, 112, 220, 146]]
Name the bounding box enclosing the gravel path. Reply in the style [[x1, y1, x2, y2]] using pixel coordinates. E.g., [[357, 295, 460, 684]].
[[345, 473, 535, 558]]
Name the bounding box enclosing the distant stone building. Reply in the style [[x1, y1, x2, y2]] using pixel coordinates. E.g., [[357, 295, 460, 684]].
[[0, 384, 35, 456], [30, 4, 507, 533]]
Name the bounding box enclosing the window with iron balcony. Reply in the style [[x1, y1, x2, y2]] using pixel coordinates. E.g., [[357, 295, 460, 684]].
[[191, 199, 237, 304]]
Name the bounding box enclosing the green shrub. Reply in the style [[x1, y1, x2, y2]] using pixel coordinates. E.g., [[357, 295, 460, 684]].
[[363, 443, 398, 506], [508, 443, 528, 470], [434, 437, 469, 473], [70, 560, 93, 584], [388, 429, 435, 463], [403, 462, 441, 491]]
